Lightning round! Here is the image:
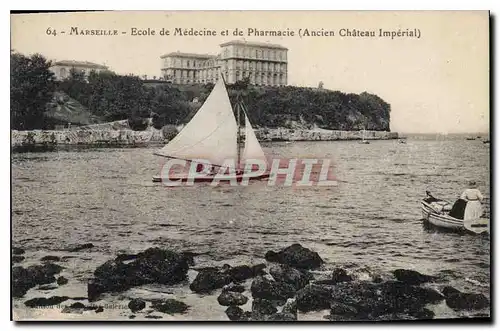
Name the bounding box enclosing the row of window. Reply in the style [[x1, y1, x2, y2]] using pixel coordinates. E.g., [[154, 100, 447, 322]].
[[165, 58, 220, 68], [168, 77, 286, 86], [164, 54, 288, 70], [223, 47, 286, 61], [166, 69, 287, 79], [232, 61, 286, 72]]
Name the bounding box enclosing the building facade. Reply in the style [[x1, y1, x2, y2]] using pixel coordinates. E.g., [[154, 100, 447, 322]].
[[50, 60, 109, 80], [161, 40, 288, 86]]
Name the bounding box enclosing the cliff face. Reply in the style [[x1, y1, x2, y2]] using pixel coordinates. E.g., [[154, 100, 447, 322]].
[[11, 128, 397, 148], [256, 128, 398, 141]]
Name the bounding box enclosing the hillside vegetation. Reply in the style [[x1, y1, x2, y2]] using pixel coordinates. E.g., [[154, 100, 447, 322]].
[[11, 52, 391, 131]]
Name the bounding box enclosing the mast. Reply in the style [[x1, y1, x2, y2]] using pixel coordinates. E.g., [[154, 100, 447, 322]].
[[236, 93, 242, 170]]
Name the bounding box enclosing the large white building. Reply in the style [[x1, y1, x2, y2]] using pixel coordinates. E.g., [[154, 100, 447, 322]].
[[161, 40, 288, 86], [50, 60, 109, 80]]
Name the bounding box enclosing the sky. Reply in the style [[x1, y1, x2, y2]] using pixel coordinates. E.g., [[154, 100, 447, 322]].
[[10, 11, 489, 134]]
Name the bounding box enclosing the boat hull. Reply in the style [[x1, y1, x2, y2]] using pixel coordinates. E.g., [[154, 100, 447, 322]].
[[152, 172, 271, 183], [421, 196, 488, 234], [421, 199, 451, 220], [427, 213, 464, 230]]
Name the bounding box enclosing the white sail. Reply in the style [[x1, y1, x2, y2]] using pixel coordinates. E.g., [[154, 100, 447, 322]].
[[242, 114, 267, 167], [155, 76, 238, 167]]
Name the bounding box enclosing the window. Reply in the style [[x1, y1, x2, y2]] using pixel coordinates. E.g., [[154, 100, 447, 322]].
[[187, 60, 190, 67], [60, 67, 67, 78]]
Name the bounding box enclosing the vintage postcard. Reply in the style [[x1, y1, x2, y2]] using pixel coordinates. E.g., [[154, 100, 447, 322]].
[[11, 11, 490, 322]]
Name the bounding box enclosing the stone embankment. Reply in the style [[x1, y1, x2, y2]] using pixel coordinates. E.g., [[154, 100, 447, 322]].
[[11, 128, 398, 149]]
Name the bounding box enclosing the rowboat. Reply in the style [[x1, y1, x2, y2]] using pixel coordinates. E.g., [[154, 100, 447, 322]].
[[421, 194, 489, 234]]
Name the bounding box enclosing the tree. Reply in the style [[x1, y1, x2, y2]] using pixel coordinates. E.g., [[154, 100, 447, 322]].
[[11, 53, 56, 129]]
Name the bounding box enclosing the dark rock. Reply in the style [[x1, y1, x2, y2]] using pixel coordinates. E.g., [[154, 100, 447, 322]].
[[225, 306, 245, 321], [296, 284, 333, 312], [151, 299, 189, 314], [12, 247, 25, 255], [24, 296, 69, 307], [95, 307, 104, 313], [380, 281, 444, 306], [41, 256, 61, 262], [269, 264, 312, 290], [251, 276, 296, 301], [267, 312, 297, 321], [393, 269, 436, 285], [128, 298, 146, 312], [265, 243, 324, 269], [88, 247, 190, 301], [190, 267, 231, 294], [57, 276, 68, 285], [217, 291, 248, 306], [38, 284, 58, 290], [331, 268, 353, 284], [330, 302, 358, 316], [223, 283, 245, 293], [129, 315, 136, 319], [145, 315, 163, 319], [190, 263, 264, 294], [12, 263, 64, 298], [12, 255, 25, 263], [228, 265, 254, 282], [413, 308, 435, 319], [441, 286, 461, 297], [282, 299, 297, 318], [66, 243, 94, 252], [327, 280, 444, 319], [252, 298, 278, 316], [251, 263, 267, 276], [181, 252, 196, 266], [442, 287, 489, 310]]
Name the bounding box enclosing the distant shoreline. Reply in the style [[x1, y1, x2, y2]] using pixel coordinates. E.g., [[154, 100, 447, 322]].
[[11, 128, 399, 152]]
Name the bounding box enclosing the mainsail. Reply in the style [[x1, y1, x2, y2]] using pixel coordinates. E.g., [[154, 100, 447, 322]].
[[242, 114, 267, 167], [155, 76, 238, 167]]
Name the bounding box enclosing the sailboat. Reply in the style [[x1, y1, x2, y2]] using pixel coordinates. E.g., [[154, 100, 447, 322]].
[[359, 128, 370, 144], [152, 74, 270, 183]]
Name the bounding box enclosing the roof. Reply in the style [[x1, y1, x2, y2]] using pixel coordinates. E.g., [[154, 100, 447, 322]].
[[53, 60, 108, 69], [160, 52, 217, 59], [219, 40, 288, 50]]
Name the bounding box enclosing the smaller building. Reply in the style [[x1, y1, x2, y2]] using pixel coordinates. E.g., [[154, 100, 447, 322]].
[[50, 60, 109, 80]]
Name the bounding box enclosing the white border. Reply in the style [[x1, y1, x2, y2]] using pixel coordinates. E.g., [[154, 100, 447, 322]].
[[2, 1, 497, 330]]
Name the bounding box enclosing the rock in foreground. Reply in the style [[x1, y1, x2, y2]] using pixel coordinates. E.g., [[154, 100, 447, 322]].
[[25, 296, 69, 308], [393, 269, 437, 285], [251, 276, 296, 301], [12, 263, 64, 298], [88, 247, 190, 301], [151, 299, 189, 314], [217, 291, 248, 306], [265, 244, 324, 269], [442, 286, 490, 311], [190, 263, 266, 294], [128, 298, 146, 312], [269, 264, 313, 290]]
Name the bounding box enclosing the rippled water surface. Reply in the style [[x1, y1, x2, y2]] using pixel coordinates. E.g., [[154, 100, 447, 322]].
[[12, 138, 490, 320]]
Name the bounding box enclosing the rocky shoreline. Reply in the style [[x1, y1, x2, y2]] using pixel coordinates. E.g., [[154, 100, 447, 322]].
[[12, 243, 489, 321], [11, 128, 398, 150]]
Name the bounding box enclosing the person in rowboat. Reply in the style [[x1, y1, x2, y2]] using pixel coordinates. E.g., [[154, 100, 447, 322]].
[[460, 181, 484, 221]]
